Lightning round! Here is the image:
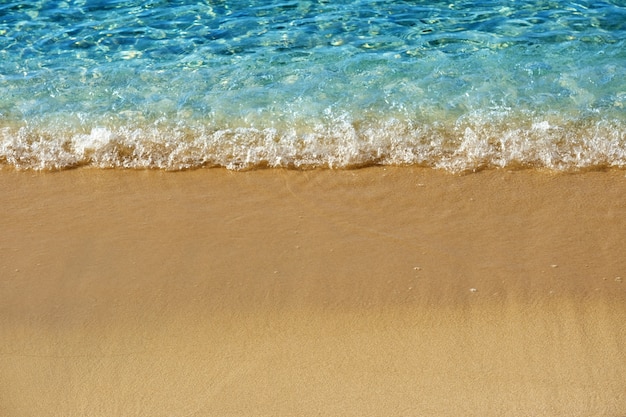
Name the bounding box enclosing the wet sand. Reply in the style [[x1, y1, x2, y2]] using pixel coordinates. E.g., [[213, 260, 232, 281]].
[[1, 167, 625, 417]]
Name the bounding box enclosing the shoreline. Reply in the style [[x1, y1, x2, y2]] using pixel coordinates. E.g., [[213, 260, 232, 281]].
[[1, 167, 625, 416]]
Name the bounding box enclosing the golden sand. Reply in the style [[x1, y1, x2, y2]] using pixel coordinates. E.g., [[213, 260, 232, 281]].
[[1, 167, 625, 416]]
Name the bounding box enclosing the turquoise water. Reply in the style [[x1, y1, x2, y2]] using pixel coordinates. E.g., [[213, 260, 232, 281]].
[[1, 0, 625, 171]]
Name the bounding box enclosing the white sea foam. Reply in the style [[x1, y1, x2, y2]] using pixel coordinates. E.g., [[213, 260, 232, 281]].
[[1, 115, 625, 172]]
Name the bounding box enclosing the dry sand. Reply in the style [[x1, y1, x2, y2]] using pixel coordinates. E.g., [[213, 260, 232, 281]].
[[1, 167, 625, 417]]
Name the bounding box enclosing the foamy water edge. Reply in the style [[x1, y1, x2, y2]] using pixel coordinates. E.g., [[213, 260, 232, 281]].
[[2, 116, 625, 173]]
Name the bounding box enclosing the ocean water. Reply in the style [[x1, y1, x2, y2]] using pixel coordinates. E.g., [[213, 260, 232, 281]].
[[1, 0, 625, 171]]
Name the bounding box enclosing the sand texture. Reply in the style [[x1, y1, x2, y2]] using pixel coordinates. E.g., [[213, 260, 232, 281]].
[[1, 167, 625, 417]]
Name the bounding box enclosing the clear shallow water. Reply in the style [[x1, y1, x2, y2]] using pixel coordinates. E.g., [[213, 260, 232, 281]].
[[1, 0, 625, 171]]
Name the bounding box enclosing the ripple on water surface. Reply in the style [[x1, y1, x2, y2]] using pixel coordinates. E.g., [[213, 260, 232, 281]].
[[1, 0, 625, 171]]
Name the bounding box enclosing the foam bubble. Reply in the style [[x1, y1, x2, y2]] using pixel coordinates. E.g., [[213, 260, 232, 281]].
[[1, 114, 625, 172]]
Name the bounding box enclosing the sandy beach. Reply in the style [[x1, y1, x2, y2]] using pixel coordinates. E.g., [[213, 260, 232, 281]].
[[1, 167, 625, 417]]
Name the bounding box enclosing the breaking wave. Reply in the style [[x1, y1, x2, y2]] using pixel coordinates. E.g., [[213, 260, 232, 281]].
[[2, 115, 625, 172]]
